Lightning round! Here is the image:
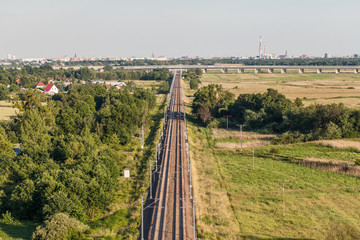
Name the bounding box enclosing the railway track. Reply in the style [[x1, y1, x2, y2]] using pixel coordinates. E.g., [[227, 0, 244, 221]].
[[142, 71, 195, 239]]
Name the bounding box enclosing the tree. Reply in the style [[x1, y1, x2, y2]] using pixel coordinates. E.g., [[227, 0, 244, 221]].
[[323, 122, 342, 139], [197, 105, 211, 125], [189, 78, 199, 89], [192, 84, 234, 119], [0, 126, 13, 155], [0, 85, 9, 100], [294, 97, 303, 107], [20, 108, 52, 161], [158, 81, 169, 93]]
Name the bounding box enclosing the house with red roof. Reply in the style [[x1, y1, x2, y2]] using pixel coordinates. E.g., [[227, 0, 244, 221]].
[[44, 84, 59, 95], [35, 81, 46, 89]]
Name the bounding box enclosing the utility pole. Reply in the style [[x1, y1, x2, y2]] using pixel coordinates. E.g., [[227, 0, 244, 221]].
[[141, 125, 144, 149], [281, 179, 293, 216], [193, 198, 196, 240], [252, 147, 255, 170], [223, 115, 231, 129], [282, 182, 285, 216], [141, 196, 144, 240], [236, 124, 244, 148], [150, 162, 152, 199], [155, 145, 158, 171]]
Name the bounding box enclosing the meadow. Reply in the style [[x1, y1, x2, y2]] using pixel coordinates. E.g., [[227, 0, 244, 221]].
[[188, 124, 360, 239], [200, 73, 360, 108], [182, 76, 360, 239]]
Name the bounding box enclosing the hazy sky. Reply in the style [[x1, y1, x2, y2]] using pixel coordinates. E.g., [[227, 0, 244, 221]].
[[1, 0, 359, 58]]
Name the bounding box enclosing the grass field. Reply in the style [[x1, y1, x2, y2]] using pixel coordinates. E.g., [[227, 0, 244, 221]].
[[200, 73, 360, 108], [0, 101, 17, 121], [182, 78, 360, 239], [188, 125, 360, 239], [0, 220, 36, 240]]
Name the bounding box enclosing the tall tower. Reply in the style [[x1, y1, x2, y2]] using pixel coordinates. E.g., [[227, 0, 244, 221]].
[[259, 36, 262, 58], [264, 45, 267, 59]]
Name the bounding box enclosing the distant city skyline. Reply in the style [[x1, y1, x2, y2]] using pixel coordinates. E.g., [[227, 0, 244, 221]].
[[1, 0, 359, 59]]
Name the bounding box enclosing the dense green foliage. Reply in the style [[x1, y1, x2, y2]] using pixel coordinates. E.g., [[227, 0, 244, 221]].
[[0, 85, 10, 100], [32, 213, 89, 240], [183, 69, 202, 90], [192, 84, 234, 124], [193, 85, 360, 141], [0, 83, 157, 226]]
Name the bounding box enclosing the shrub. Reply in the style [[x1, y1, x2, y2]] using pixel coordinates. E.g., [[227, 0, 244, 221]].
[[355, 159, 360, 166], [269, 147, 280, 154], [1, 211, 14, 224], [207, 119, 220, 129], [32, 213, 89, 240]]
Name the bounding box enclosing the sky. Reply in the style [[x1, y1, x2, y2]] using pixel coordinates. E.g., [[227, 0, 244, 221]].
[[0, 0, 359, 58]]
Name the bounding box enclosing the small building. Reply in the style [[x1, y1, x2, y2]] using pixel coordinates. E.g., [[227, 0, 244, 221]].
[[89, 79, 105, 84], [108, 82, 126, 89], [124, 169, 130, 178], [35, 81, 45, 89], [44, 84, 59, 95]]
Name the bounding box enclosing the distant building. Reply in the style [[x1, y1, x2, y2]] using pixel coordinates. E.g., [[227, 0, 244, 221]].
[[44, 84, 59, 95], [324, 53, 330, 58], [35, 81, 45, 89], [108, 82, 126, 87], [354, 54, 359, 58], [279, 50, 288, 59], [89, 79, 105, 84]]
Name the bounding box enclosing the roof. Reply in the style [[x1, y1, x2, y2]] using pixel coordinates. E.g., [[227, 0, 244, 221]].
[[44, 84, 55, 92], [36, 81, 45, 87]]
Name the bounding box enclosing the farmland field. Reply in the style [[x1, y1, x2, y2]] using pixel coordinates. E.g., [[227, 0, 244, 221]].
[[200, 73, 360, 108]]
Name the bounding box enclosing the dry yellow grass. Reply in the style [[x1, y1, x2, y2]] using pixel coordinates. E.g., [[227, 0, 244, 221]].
[[215, 141, 270, 148], [183, 79, 242, 238], [214, 141, 269, 149], [188, 126, 242, 239], [0, 101, 18, 120], [211, 128, 276, 141], [201, 73, 360, 108], [301, 157, 360, 178], [314, 139, 360, 151]]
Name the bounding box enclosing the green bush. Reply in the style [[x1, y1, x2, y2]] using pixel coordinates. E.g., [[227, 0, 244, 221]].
[[269, 147, 280, 154], [190, 78, 199, 90], [1, 211, 14, 224], [32, 213, 89, 240]]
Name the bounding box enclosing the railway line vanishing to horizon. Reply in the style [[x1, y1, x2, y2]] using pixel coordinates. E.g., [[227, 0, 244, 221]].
[[141, 71, 196, 239]]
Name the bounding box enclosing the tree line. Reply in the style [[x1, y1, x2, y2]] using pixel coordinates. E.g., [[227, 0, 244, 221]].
[[192, 84, 360, 143], [0, 66, 173, 89]]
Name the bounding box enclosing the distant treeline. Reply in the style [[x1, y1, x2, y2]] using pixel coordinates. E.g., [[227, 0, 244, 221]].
[[0, 66, 173, 88], [5, 57, 360, 68], [192, 85, 360, 143]]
